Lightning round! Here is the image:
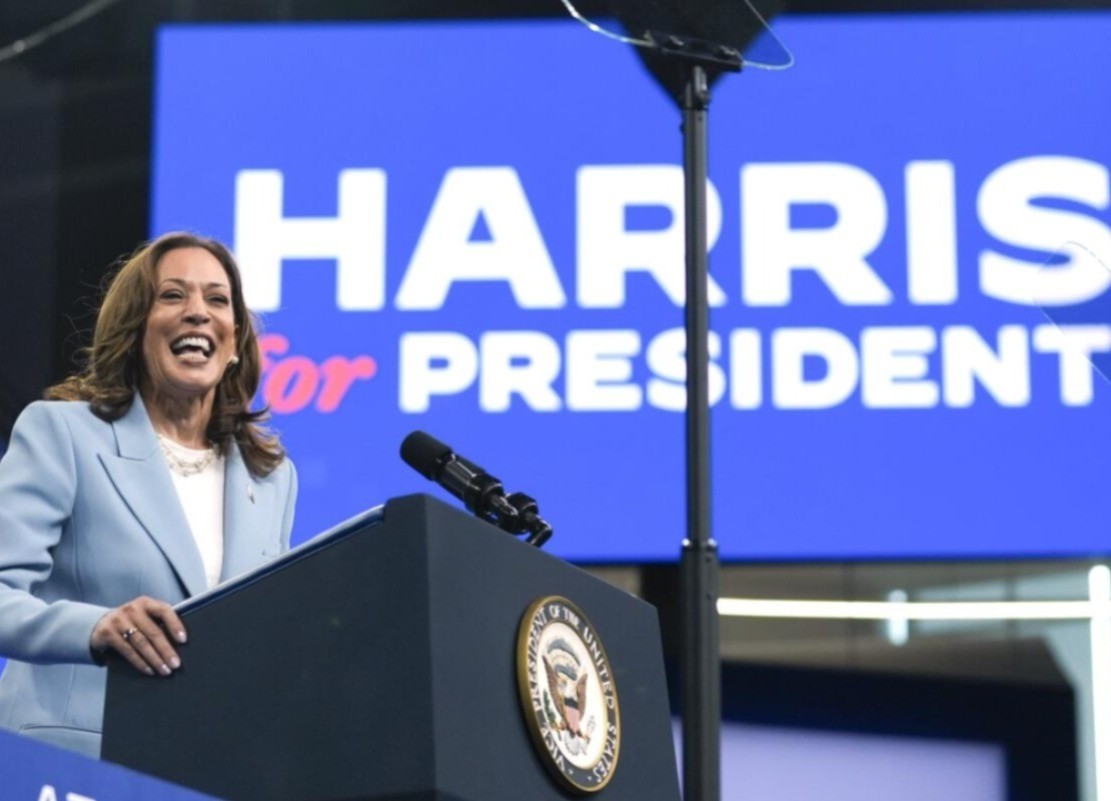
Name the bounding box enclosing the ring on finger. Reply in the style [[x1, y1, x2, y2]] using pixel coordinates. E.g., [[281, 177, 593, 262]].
[[122, 627, 138, 642]]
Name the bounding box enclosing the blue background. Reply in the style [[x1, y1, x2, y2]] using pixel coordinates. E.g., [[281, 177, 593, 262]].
[[151, 14, 1111, 562]]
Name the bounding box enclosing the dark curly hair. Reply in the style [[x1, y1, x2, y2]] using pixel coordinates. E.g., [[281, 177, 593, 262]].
[[46, 232, 285, 478]]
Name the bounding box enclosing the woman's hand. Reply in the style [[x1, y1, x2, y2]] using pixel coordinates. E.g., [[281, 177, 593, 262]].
[[90, 596, 188, 676]]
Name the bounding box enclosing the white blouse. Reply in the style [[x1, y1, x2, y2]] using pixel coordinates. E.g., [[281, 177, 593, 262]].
[[158, 436, 225, 589]]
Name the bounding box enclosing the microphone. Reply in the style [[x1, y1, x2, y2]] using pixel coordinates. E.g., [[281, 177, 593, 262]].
[[399, 431, 553, 546], [400, 431, 519, 529]]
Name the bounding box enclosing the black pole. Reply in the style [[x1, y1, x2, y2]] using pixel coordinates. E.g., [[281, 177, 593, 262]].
[[679, 62, 720, 801]]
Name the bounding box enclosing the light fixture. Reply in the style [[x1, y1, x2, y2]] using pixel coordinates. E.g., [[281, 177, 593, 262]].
[[719, 567, 1111, 801]]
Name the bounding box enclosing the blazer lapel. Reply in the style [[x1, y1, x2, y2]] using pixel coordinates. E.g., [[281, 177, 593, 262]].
[[220, 443, 268, 581], [99, 395, 208, 598]]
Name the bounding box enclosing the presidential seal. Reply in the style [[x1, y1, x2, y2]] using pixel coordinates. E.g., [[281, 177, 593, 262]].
[[516, 596, 621, 793]]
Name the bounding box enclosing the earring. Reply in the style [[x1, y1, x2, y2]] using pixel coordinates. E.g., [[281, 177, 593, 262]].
[[228, 355, 240, 367]]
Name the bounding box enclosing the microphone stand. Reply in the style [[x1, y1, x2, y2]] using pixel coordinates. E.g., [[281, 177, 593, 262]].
[[645, 34, 740, 801]]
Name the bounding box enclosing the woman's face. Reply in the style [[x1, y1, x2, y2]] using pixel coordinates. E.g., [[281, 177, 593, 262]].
[[141, 246, 238, 403]]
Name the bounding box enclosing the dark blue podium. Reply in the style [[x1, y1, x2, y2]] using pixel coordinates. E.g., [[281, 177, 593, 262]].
[[101, 494, 680, 801]]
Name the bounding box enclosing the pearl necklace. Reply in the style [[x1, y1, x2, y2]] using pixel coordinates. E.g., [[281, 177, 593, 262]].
[[157, 434, 215, 477]]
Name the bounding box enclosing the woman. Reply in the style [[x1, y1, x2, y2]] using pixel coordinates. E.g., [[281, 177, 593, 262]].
[[0, 232, 297, 759]]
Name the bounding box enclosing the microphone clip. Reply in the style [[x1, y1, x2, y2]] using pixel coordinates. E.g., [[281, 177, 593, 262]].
[[500, 492, 553, 548]]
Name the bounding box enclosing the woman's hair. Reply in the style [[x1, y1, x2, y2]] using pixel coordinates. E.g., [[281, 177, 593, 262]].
[[46, 231, 285, 478]]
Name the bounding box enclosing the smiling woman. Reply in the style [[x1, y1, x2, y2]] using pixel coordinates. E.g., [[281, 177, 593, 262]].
[[144, 247, 239, 405], [0, 232, 297, 759]]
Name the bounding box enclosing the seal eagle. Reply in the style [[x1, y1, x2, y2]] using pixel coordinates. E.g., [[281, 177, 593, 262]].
[[543, 651, 589, 737]]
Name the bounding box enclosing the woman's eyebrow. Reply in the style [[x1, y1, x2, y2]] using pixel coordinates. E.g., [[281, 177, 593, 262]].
[[159, 278, 230, 290]]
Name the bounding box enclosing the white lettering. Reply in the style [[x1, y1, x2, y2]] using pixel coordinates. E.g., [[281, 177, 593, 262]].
[[566, 330, 642, 411], [396, 167, 565, 310], [35, 788, 92, 801], [576, 165, 725, 308], [906, 161, 958, 304], [730, 329, 763, 409], [742, 162, 893, 306], [399, 332, 477, 412], [1033, 324, 1111, 406], [978, 156, 1111, 305], [644, 328, 725, 411], [235, 169, 386, 311], [772, 328, 860, 409], [942, 325, 1030, 407], [861, 326, 939, 408], [479, 331, 562, 412]]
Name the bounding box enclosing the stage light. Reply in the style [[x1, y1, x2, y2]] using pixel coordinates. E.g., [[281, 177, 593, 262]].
[[718, 596, 1109, 620]]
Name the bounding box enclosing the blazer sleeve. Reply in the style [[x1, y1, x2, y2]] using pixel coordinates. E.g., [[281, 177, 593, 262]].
[[0, 403, 110, 664]]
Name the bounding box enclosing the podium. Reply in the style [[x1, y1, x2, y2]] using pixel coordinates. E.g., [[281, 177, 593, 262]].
[[101, 494, 681, 801]]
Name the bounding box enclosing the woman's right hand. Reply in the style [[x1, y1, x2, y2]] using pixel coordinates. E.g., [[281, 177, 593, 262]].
[[90, 596, 188, 676]]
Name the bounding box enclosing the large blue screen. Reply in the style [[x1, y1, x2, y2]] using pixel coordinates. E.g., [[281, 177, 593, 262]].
[[153, 14, 1111, 561]]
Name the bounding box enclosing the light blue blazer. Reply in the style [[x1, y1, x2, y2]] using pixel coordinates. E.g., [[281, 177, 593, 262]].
[[0, 396, 297, 759]]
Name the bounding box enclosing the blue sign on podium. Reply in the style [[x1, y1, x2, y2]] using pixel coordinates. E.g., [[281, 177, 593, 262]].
[[0, 728, 219, 801]]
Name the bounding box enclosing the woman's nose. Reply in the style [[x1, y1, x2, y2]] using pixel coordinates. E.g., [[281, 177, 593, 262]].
[[183, 294, 209, 322]]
